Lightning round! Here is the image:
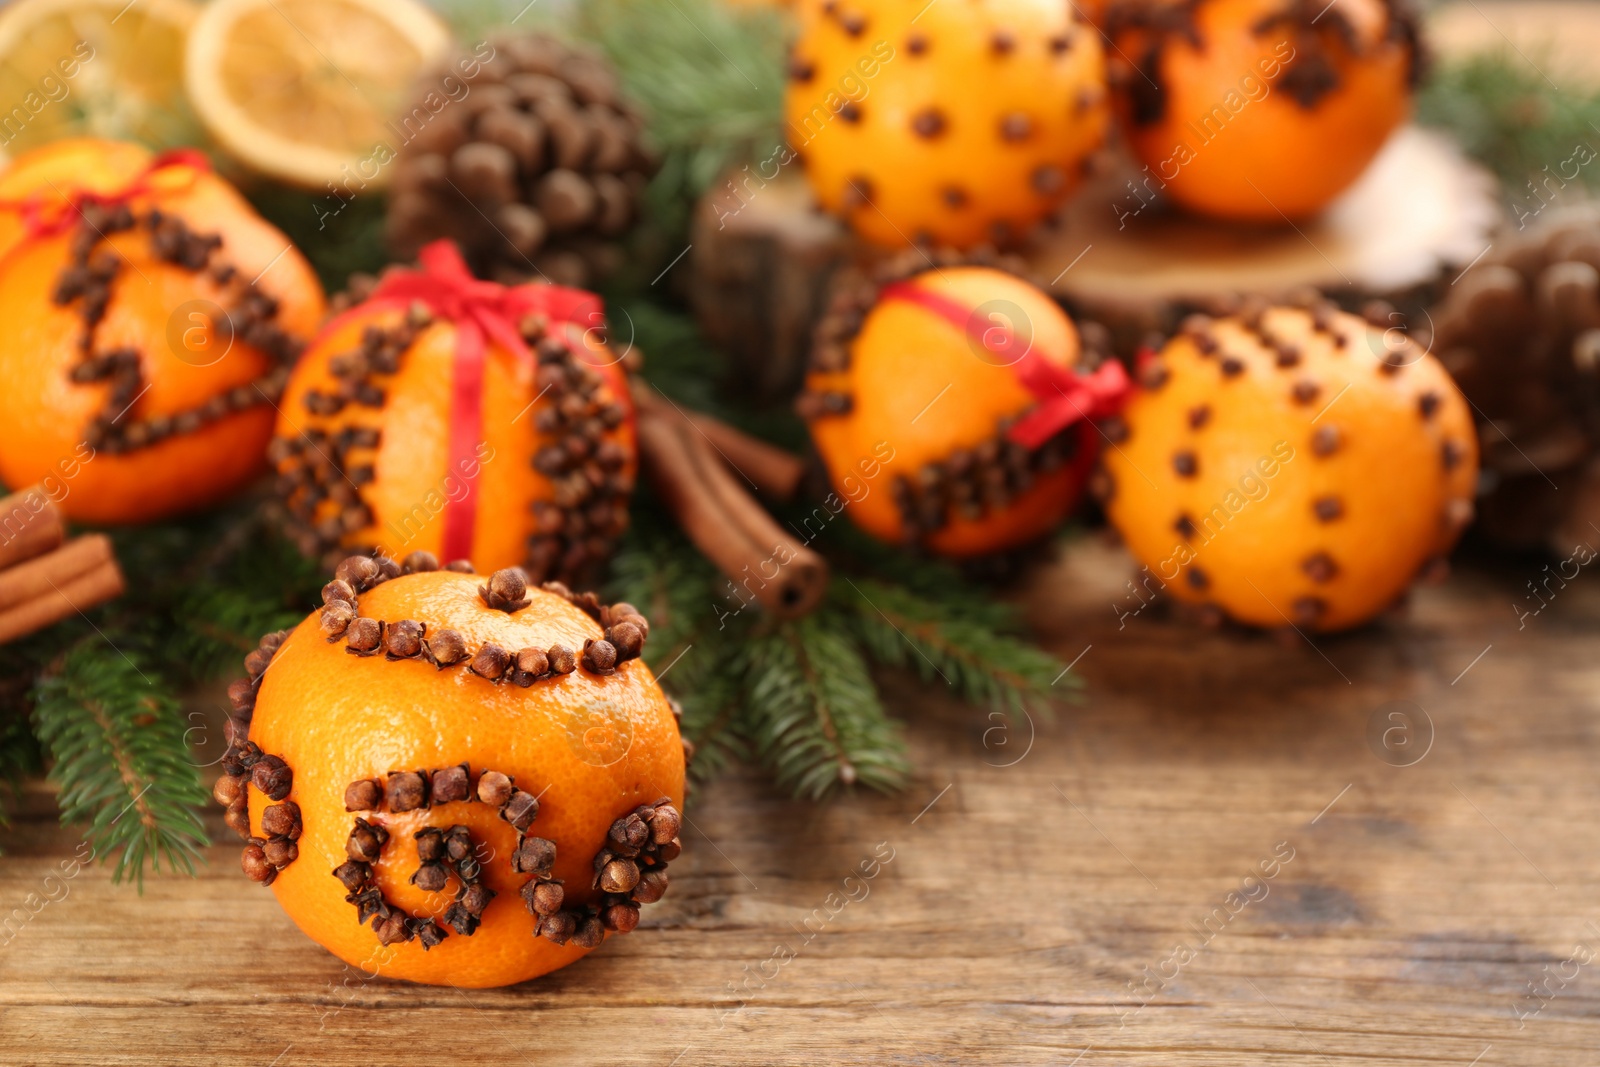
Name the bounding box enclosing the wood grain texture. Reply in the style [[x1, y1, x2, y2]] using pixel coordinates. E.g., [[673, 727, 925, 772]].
[[2, 538, 1597, 1065]]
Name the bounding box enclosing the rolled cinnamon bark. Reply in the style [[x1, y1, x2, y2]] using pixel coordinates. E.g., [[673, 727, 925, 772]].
[[680, 410, 806, 502], [637, 406, 829, 618], [0, 487, 65, 571], [0, 558, 126, 645], [633, 384, 807, 501], [0, 535, 114, 612]]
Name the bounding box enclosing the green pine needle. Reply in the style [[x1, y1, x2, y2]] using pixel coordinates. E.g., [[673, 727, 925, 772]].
[[1417, 52, 1600, 206], [744, 616, 909, 799], [837, 576, 1074, 717], [30, 642, 209, 887]]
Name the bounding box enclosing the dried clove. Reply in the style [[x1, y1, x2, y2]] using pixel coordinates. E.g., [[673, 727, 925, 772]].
[[502, 789, 540, 831], [480, 568, 532, 611], [260, 800, 302, 839], [386, 771, 427, 812], [597, 858, 640, 894], [263, 837, 298, 867], [431, 764, 470, 804], [426, 628, 469, 667], [477, 770, 514, 808], [347, 818, 388, 863], [412, 863, 449, 893], [512, 836, 557, 875], [251, 755, 292, 801], [581, 638, 617, 674], [241, 843, 274, 882], [344, 778, 382, 811]]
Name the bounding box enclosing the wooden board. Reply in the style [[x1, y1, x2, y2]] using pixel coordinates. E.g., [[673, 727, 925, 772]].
[[1033, 127, 1504, 333], [2, 537, 1597, 1065]]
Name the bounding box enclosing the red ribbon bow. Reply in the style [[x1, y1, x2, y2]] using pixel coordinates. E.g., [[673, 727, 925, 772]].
[[878, 281, 1131, 450], [0, 148, 212, 238], [367, 240, 607, 562]]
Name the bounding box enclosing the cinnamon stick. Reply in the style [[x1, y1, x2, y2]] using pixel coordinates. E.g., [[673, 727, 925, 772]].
[[637, 406, 828, 618], [0, 558, 126, 645], [0, 486, 65, 571], [633, 384, 807, 501], [0, 535, 115, 612]]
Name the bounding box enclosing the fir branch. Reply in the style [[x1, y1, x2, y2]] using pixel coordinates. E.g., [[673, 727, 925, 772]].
[[743, 616, 909, 799], [169, 587, 305, 683], [673, 663, 748, 783], [835, 577, 1074, 716], [245, 183, 390, 294], [615, 299, 730, 417], [0, 705, 41, 844], [1418, 53, 1600, 205], [30, 642, 209, 888]]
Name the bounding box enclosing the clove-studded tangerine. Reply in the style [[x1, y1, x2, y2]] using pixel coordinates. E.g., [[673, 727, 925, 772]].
[[216, 553, 687, 988], [0, 138, 325, 524], [1104, 0, 1419, 221], [799, 254, 1128, 557], [784, 0, 1108, 249], [272, 240, 636, 580], [1101, 298, 1476, 632]]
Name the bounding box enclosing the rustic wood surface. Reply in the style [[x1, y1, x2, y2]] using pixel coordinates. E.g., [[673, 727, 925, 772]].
[[0, 536, 1594, 1065]]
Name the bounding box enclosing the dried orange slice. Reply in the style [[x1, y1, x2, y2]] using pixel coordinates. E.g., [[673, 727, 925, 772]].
[[183, 0, 451, 188], [0, 0, 199, 158]]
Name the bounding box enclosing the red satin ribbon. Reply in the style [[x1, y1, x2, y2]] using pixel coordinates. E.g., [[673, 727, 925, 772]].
[[0, 148, 212, 238], [878, 281, 1131, 450], [367, 240, 606, 562]]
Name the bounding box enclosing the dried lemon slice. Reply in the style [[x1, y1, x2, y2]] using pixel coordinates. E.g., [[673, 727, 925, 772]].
[[184, 0, 451, 188], [0, 0, 199, 158]]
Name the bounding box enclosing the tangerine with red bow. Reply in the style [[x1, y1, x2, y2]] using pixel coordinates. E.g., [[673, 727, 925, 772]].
[[0, 138, 326, 524], [272, 240, 637, 579], [799, 258, 1128, 557]]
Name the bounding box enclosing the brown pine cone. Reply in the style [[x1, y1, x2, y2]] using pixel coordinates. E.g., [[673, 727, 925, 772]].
[[1429, 205, 1600, 551], [387, 33, 656, 288]]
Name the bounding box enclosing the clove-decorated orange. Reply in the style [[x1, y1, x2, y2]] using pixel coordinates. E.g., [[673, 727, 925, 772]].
[[216, 554, 687, 988], [1105, 0, 1418, 221], [0, 138, 325, 524], [1102, 300, 1476, 632], [785, 0, 1108, 248], [271, 243, 635, 580], [801, 259, 1126, 557]]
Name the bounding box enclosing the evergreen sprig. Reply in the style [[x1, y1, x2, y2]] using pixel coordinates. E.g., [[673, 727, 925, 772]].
[[607, 481, 1069, 800], [0, 499, 322, 882], [836, 576, 1074, 717], [745, 617, 907, 798], [1417, 52, 1600, 207], [30, 642, 209, 886], [576, 0, 788, 244]]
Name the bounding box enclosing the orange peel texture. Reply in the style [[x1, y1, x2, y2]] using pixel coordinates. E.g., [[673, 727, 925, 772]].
[[0, 138, 325, 524], [219, 556, 686, 988], [1103, 301, 1476, 632], [802, 263, 1107, 557], [272, 293, 635, 578], [785, 0, 1108, 248], [1106, 0, 1418, 221]]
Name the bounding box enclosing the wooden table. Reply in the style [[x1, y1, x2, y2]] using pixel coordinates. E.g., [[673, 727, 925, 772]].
[[0, 537, 1594, 1065]]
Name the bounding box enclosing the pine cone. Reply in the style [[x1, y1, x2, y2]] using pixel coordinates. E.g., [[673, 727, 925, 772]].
[[386, 34, 656, 289], [1429, 205, 1600, 551]]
